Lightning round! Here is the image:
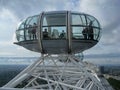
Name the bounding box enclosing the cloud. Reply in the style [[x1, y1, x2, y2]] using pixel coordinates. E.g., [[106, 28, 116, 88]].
[[0, 41, 12, 46], [0, 0, 77, 57], [0, 52, 14, 56], [0, 0, 75, 18], [0, 8, 19, 41], [0, 0, 120, 57]]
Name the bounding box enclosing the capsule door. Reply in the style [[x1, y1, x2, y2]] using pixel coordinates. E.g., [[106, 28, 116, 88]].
[[41, 13, 68, 54]]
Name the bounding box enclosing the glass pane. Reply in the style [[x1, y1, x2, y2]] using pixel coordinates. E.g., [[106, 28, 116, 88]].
[[43, 14, 66, 26], [26, 24, 37, 40], [42, 14, 66, 40], [16, 30, 24, 41], [72, 14, 82, 25], [25, 29, 29, 40], [25, 16, 38, 40], [25, 28, 36, 40], [51, 27, 66, 39], [42, 26, 66, 39], [86, 15, 99, 27], [98, 29, 102, 40], [18, 21, 25, 29], [94, 28, 101, 40], [26, 17, 32, 28], [72, 27, 84, 39], [81, 15, 86, 25], [29, 16, 38, 26], [26, 16, 38, 28]]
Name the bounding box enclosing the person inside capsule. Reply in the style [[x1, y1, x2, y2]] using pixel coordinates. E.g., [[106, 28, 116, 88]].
[[32, 23, 37, 40], [88, 21, 94, 40], [28, 25, 32, 40], [43, 28, 49, 39], [59, 30, 66, 38]]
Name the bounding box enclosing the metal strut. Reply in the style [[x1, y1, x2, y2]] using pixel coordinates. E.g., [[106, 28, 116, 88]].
[[2, 54, 106, 90]]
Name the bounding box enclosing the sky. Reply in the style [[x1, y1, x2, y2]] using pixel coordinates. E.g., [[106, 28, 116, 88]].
[[0, 0, 120, 59]]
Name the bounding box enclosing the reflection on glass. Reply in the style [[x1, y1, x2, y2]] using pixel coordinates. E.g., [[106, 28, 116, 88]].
[[71, 14, 100, 41], [42, 27, 66, 39], [16, 30, 24, 41], [15, 13, 101, 42], [72, 27, 84, 39], [42, 14, 66, 39]]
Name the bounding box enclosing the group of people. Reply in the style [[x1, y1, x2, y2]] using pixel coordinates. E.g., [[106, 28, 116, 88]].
[[27, 22, 94, 40], [28, 23, 37, 40], [43, 29, 66, 39], [82, 21, 94, 40], [43, 27, 94, 40]]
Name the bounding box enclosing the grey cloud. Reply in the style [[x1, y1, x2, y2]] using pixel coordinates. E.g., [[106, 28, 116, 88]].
[[0, 0, 72, 19], [0, 0, 120, 57], [103, 20, 120, 33], [1, 0, 46, 18]]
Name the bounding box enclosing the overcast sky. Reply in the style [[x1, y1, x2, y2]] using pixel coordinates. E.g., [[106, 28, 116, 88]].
[[0, 0, 120, 58]]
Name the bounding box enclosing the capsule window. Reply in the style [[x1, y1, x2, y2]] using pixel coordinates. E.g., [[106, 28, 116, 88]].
[[86, 15, 99, 28], [16, 30, 24, 41], [25, 16, 38, 40], [72, 14, 82, 25], [42, 14, 67, 39], [71, 14, 85, 39], [18, 21, 25, 29], [86, 15, 101, 40], [17, 20, 25, 41], [94, 28, 101, 40], [81, 15, 87, 25], [72, 27, 84, 39]]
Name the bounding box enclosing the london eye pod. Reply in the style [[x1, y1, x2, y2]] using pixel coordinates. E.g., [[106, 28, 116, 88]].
[[14, 11, 101, 54]]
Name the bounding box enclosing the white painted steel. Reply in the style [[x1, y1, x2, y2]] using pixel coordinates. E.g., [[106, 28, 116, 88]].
[[3, 55, 107, 90]]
